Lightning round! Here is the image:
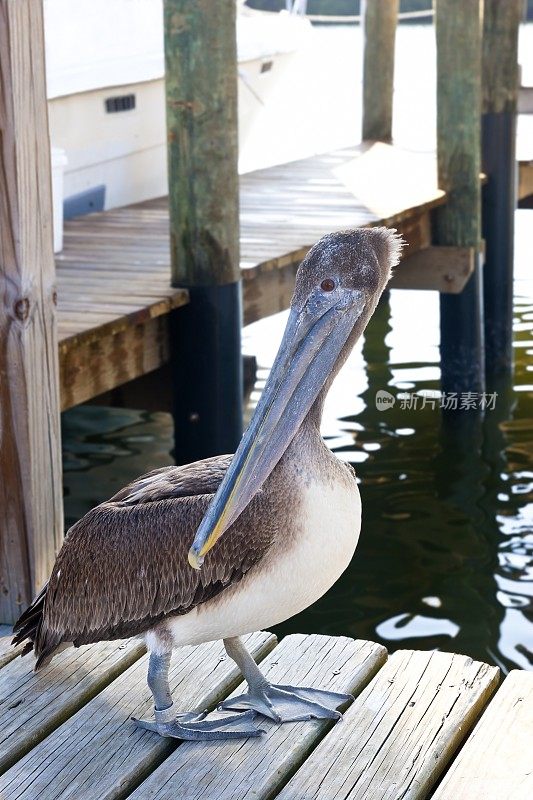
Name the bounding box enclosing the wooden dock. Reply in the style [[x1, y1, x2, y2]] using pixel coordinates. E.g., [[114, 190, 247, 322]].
[[57, 142, 446, 411], [0, 628, 530, 799]]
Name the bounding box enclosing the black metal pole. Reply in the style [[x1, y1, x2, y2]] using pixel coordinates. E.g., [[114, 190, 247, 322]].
[[171, 284, 242, 462], [482, 112, 516, 375], [439, 258, 485, 395]]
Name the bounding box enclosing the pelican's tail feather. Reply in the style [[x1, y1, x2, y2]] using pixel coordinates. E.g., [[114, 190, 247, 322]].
[[12, 583, 49, 668]]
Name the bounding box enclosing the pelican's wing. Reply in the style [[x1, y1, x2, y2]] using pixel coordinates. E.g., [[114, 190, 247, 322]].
[[14, 455, 275, 667], [108, 454, 234, 504]]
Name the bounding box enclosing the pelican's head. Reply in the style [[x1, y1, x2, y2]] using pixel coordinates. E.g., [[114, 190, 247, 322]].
[[189, 227, 404, 568]]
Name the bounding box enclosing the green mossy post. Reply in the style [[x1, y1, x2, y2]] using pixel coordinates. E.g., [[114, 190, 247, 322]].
[[164, 0, 242, 462], [362, 0, 399, 142], [482, 0, 522, 376], [434, 0, 484, 397]]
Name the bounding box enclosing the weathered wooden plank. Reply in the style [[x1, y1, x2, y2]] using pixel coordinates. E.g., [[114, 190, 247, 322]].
[[519, 86, 533, 114], [362, 0, 399, 142], [388, 246, 476, 293], [518, 162, 533, 202], [517, 116, 533, 202], [0, 632, 275, 799], [0, 0, 63, 622], [243, 264, 299, 326], [56, 290, 188, 343], [0, 627, 20, 670], [276, 649, 499, 800], [239, 145, 444, 267], [433, 670, 533, 800], [0, 638, 144, 774], [129, 634, 387, 800], [59, 316, 171, 410]]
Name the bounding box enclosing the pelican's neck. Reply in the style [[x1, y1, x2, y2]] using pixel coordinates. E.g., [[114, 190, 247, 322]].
[[300, 333, 351, 434], [304, 383, 328, 432], [280, 382, 329, 468]]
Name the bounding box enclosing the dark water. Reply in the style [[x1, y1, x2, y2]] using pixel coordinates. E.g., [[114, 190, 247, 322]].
[[63, 210, 533, 674]]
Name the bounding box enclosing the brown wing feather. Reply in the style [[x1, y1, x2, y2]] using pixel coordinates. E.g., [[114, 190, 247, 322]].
[[109, 454, 233, 504], [15, 455, 276, 666]]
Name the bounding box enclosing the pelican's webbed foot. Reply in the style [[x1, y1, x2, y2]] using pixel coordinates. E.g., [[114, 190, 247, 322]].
[[140, 649, 263, 740], [221, 637, 352, 724], [218, 684, 352, 723], [133, 707, 263, 740]]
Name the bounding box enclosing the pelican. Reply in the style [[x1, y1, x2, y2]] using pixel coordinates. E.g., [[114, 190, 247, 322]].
[[14, 228, 402, 740]]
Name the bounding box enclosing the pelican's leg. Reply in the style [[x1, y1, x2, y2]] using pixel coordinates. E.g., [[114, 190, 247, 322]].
[[132, 650, 263, 740], [219, 637, 353, 724]]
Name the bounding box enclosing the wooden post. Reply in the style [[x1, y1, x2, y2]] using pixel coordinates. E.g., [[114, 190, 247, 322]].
[[482, 1, 522, 375], [0, 0, 63, 621], [434, 0, 484, 397], [362, 0, 399, 142], [164, 0, 242, 463]]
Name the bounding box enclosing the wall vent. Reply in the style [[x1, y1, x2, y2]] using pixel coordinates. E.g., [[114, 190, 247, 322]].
[[105, 94, 136, 113]]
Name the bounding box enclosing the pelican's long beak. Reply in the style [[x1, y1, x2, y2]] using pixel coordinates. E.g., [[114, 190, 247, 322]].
[[188, 287, 367, 569]]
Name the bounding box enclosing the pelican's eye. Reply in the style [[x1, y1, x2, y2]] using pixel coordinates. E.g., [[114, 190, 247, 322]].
[[320, 278, 336, 292]]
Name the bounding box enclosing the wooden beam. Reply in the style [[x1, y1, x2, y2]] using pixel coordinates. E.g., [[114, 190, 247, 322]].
[[164, 0, 242, 462], [435, 0, 484, 396], [518, 85, 533, 114], [482, 0, 522, 374], [362, 0, 399, 142], [59, 317, 171, 411], [518, 161, 533, 203], [388, 246, 477, 293], [0, 0, 62, 622]]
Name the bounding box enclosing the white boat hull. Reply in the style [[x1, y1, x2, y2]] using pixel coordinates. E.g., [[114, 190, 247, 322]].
[[48, 52, 296, 210], [44, 0, 310, 211]]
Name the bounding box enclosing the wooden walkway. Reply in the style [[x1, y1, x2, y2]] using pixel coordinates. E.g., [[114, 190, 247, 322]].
[[0, 628, 530, 800], [56, 142, 444, 410]]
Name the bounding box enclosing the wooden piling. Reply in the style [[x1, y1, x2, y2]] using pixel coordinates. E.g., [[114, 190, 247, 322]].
[[434, 0, 484, 397], [362, 0, 399, 142], [164, 0, 242, 462], [482, 0, 522, 375], [0, 0, 63, 621]]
